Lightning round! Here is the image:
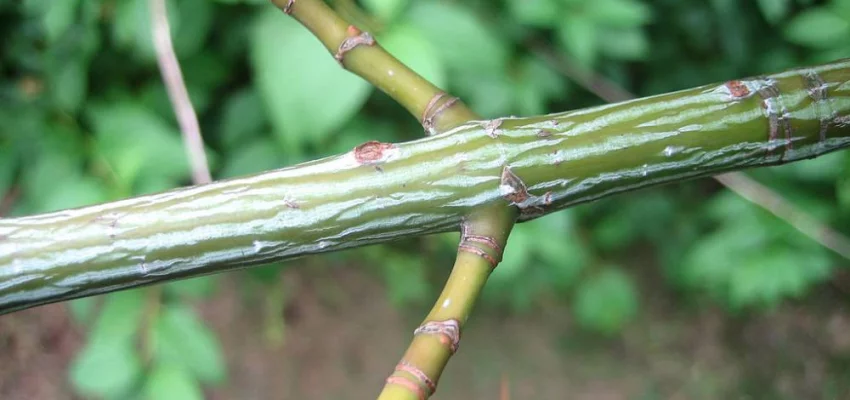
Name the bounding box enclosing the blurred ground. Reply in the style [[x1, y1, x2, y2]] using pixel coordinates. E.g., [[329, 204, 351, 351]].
[[3, 261, 850, 400]]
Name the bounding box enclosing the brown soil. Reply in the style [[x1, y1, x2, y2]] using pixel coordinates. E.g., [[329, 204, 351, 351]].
[[2, 263, 850, 399]]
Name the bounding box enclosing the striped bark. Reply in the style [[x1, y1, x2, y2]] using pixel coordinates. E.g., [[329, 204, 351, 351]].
[[1, 59, 848, 313]]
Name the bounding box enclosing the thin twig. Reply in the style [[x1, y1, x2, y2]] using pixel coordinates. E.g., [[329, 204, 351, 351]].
[[378, 208, 516, 400], [0, 186, 20, 217], [271, 0, 478, 134], [526, 40, 633, 103], [714, 173, 850, 259], [149, 0, 211, 185], [529, 41, 850, 261]]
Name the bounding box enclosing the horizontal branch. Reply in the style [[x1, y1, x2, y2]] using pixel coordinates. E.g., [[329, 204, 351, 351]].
[[1, 59, 849, 313]]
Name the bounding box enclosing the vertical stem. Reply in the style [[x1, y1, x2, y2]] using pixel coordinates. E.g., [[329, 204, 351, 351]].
[[149, 0, 211, 184], [378, 206, 516, 400]]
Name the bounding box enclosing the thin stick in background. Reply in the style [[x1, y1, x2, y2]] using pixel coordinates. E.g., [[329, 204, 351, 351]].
[[149, 0, 212, 185], [528, 41, 850, 261]]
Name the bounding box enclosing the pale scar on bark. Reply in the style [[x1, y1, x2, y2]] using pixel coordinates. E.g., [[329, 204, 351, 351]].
[[500, 165, 553, 217], [483, 118, 502, 138]]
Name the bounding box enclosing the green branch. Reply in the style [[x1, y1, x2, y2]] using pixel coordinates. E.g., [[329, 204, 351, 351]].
[[271, 0, 478, 134], [1, 58, 848, 314]]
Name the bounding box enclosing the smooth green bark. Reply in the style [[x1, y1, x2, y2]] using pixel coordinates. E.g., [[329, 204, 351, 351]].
[[1, 59, 848, 313]]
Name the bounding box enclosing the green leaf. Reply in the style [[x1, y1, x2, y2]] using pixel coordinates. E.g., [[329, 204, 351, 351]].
[[406, 2, 509, 76], [164, 276, 219, 300], [251, 10, 371, 150], [769, 150, 845, 183], [42, 0, 79, 43], [585, 0, 653, 28], [50, 56, 88, 113], [70, 340, 143, 398], [682, 192, 835, 308], [508, 0, 560, 28], [89, 290, 147, 344], [379, 24, 447, 89], [757, 0, 791, 24], [88, 101, 210, 190], [220, 137, 283, 178], [362, 0, 409, 21], [784, 8, 850, 48], [37, 176, 108, 212], [144, 363, 204, 400], [113, 0, 213, 61], [839, 176, 850, 213], [220, 89, 267, 148], [153, 304, 226, 383], [573, 268, 638, 335], [597, 28, 649, 60], [382, 253, 430, 306], [67, 297, 96, 326], [557, 16, 598, 67], [513, 56, 567, 116], [69, 290, 146, 398]]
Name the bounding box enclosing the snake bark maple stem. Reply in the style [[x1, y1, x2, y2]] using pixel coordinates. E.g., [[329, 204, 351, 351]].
[[1, 59, 848, 314]]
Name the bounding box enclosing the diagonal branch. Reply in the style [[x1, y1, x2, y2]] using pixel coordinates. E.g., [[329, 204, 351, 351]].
[[273, 3, 513, 397], [271, 0, 478, 134], [528, 41, 850, 261], [379, 206, 515, 400], [149, 0, 211, 184]]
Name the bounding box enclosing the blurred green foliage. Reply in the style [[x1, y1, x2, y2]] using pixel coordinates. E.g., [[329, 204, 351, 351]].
[[2, 0, 850, 397]]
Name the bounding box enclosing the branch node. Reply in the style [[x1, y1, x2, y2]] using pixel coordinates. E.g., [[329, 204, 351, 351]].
[[334, 26, 375, 67], [458, 244, 498, 268], [421, 92, 460, 135], [282, 0, 295, 14], [461, 222, 503, 254], [414, 319, 461, 354], [483, 119, 503, 138], [500, 166, 552, 219], [353, 141, 396, 165], [384, 376, 427, 400], [395, 360, 437, 396]]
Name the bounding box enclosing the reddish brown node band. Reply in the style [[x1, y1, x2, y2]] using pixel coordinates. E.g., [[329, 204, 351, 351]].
[[353, 141, 395, 165], [385, 376, 426, 400], [414, 319, 461, 354], [726, 80, 750, 98], [334, 28, 375, 66], [395, 361, 437, 395], [421, 92, 459, 134], [458, 243, 499, 268], [459, 221, 503, 253]]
